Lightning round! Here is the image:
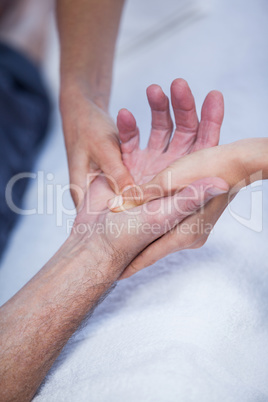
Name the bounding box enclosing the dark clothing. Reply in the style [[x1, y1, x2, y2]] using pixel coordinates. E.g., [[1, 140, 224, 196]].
[[0, 42, 50, 258]]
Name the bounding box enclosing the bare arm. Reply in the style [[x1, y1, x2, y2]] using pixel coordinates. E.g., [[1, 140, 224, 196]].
[[57, 0, 133, 206], [57, 0, 124, 109], [0, 236, 122, 401]]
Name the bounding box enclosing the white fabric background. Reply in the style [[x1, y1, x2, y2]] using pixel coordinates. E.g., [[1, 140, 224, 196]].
[[1, 0, 268, 400]]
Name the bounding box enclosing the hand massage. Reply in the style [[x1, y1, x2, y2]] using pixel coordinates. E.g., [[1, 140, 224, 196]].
[[0, 0, 267, 401]]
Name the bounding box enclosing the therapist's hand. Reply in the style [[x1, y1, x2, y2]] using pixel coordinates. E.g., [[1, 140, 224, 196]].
[[60, 84, 134, 209]]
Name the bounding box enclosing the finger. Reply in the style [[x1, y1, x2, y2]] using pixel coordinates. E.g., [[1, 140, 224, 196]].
[[144, 177, 229, 229], [117, 108, 140, 153], [99, 144, 135, 194], [146, 84, 173, 152], [191, 90, 224, 152], [120, 192, 229, 279], [168, 78, 199, 155]]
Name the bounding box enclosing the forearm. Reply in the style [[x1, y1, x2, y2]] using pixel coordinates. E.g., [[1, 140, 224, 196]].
[[0, 235, 123, 401], [57, 0, 125, 110]]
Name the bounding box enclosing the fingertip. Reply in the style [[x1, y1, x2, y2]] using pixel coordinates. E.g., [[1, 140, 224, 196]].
[[117, 108, 137, 135], [146, 84, 162, 96], [207, 90, 224, 102], [171, 78, 190, 98], [108, 184, 144, 212], [117, 107, 134, 120], [201, 90, 224, 124], [171, 78, 189, 92], [146, 83, 162, 97], [107, 194, 123, 210], [117, 109, 140, 153], [170, 78, 195, 111], [107, 184, 138, 211], [146, 84, 168, 110]]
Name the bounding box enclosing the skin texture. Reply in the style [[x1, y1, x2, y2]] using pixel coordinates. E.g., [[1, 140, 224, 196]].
[[57, 0, 134, 208]]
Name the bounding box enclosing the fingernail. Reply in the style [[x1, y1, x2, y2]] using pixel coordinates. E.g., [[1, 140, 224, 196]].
[[107, 195, 123, 210], [207, 186, 228, 196]]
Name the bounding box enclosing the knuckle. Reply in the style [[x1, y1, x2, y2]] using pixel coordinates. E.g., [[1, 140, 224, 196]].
[[128, 260, 142, 274], [175, 231, 200, 250], [185, 198, 202, 212]]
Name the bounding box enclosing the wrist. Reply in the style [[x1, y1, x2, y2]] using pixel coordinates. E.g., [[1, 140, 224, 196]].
[[65, 230, 126, 283], [60, 74, 110, 112]]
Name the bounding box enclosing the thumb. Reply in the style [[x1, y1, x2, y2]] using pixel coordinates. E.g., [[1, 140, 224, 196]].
[[100, 149, 134, 194], [107, 174, 229, 212], [107, 166, 182, 211]]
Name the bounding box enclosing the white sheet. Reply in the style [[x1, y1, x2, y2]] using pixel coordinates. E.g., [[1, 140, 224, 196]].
[[1, 0, 268, 400]]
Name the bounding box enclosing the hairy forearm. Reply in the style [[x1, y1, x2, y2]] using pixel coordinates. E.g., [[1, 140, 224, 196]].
[[57, 0, 125, 110], [0, 234, 123, 401]]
